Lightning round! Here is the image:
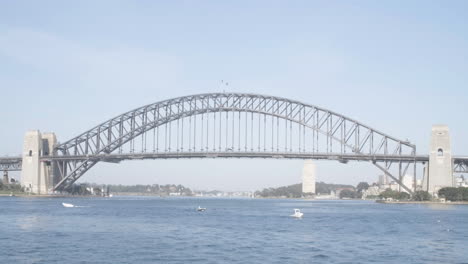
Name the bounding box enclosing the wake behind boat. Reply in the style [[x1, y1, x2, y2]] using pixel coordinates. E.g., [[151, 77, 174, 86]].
[[62, 202, 74, 208]]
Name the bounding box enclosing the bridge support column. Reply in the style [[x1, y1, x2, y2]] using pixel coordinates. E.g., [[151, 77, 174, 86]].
[[421, 164, 428, 191], [425, 125, 454, 195], [20, 131, 57, 194], [41, 133, 57, 191], [302, 160, 316, 196]]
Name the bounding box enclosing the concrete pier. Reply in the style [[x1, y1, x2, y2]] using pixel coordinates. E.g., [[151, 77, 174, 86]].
[[424, 125, 454, 194], [20, 131, 57, 194], [302, 160, 316, 195]]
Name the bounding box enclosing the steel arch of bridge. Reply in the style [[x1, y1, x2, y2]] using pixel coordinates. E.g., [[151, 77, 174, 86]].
[[53, 93, 417, 192]]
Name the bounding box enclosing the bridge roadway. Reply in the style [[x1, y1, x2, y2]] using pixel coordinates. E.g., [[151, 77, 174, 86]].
[[1, 153, 467, 170], [0, 157, 22, 171], [39, 152, 431, 163], [37, 153, 468, 174]]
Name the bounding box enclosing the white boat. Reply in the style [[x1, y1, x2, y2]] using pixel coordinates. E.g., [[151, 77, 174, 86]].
[[291, 209, 303, 218], [62, 203, 75, 208], [197, 206, 206, 212]]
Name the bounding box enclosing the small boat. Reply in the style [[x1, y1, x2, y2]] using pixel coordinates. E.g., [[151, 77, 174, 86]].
[[197, 206, 206, 212], [9, 192, 14, 197], [62, 203, 75, 208], [291, 209, 303, 218]]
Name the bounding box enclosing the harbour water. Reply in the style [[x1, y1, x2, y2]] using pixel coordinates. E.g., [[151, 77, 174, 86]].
[[1, 197, 467, 263]]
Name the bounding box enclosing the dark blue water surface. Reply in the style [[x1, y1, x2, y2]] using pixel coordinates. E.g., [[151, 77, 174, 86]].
[[0, 197, 467, 264]]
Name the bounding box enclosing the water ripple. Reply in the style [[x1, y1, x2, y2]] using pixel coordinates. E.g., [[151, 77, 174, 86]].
[[0, 197, 467, 263]]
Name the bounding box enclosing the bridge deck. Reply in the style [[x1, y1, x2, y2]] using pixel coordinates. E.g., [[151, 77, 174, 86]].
[[39, 152, 430, 163], [2, 154, 467, 170], [0, 157, 22, 171]]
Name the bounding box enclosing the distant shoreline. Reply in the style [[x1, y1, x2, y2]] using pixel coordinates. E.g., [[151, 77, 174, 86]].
[[10, 193, 467, 205], [112, 192, 167, 196], [376, 200, 468, 205], [0, 194, 71, 198]]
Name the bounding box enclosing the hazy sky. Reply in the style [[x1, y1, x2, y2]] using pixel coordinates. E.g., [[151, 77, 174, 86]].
[[1, 1, 467, 191]]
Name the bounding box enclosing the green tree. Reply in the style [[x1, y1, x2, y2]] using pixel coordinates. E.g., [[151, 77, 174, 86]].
[[255, 182, 355, 198], [339, 189, 357, 199], [438, 187, 461, 201], [413, 191, 432, 201], [379, 188, 410, 200], [438, 187, 468, 201], [462, 188, 468, 201], [356, 182, 370, 193], [396, 192, 411, 200], [379, 188, 397, 199]]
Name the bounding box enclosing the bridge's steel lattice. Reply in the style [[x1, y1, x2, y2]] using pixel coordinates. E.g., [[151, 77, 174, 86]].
[[454, 159, 468, 173], [54, 93, 417, 192], [0, 157, 22, 171]]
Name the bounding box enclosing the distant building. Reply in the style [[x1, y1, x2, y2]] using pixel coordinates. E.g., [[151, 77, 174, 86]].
[[86, 187, 94, 195], [375, 181, 399, 192], [365, 173, 419, 198], [378, 175, 388, 185], [401, 174, 415, 193], [389, 182, 399, 191], [416, 179, 422, 189], [362, 186, 380, 198], [455, 176, 468, 187]]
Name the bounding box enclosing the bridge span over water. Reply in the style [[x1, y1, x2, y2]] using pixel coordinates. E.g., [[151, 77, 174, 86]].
[[1, 93, 467, 194]]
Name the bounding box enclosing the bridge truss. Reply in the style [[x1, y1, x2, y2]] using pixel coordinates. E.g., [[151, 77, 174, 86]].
[[0, 157, 22, 171], [52, 93, 418, 192], [454, 158, 468, 174]]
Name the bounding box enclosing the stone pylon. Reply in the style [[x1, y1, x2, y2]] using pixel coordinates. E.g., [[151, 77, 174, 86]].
[[21, 131, 57, 194], [424, 125, 453, 194]]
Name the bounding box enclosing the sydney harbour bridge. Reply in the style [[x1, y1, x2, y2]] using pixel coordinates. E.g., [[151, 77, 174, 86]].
[[1, 93, 467, 194]]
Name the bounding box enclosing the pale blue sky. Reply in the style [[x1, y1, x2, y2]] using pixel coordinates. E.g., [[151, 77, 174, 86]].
[[1, 1, 467, 190]]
